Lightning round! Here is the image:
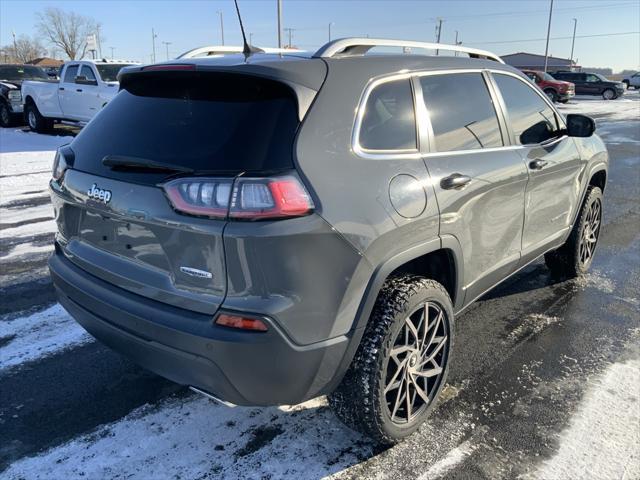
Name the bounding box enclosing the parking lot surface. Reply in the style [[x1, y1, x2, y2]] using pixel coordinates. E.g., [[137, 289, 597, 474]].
[[1, 92, 639, 479]]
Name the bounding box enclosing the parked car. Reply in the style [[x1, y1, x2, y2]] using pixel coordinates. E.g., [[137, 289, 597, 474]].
[[521, 69, 574, 103], [48, 38, 607, 445], [622, 71, 640, 90], [0, 64, 49, 127], [21, 59, 137, 132], [550, 71, 625, 99]]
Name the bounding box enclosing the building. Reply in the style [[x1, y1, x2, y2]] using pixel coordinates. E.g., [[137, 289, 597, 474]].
[[25, 57, 64, 68], [501, 52, 579, 71]]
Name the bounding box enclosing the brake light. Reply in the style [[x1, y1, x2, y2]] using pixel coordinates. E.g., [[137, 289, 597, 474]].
[[215, 314, 268, 332], [143, 64, 196, 71], [163, 175, 314, 220]]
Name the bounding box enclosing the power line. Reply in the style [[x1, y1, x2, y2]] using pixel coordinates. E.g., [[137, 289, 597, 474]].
[[467, 30, 640, 46]]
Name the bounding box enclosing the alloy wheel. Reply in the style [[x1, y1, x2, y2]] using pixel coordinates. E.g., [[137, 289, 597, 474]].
[[579, 197, 601, 266], [0, 105, 9, 125], [383, 301, 449, 424], [28, 110, 37, 129], [603, 89, 615, 100]]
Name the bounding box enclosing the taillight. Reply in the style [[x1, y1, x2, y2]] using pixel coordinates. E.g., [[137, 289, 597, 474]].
[[163, 174, 314, 220], [52, 149, 68, 181], [215, 313, 268, 332]]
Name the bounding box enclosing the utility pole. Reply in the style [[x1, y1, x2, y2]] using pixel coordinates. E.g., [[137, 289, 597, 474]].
[[543, 0, 554, 73], [284, 27, 294, 48], [249, 33, 253, 44], [570, 18, 577, 70], [12, 30, 17, 61], [162, 41, 172, 60], [217, 11, 225, 45], [277, 0, 283, 49], [109, 46, 115, 60], [435, 18, 443, 55], [151, 28, 157, 63], [328, 22, 334, 42]]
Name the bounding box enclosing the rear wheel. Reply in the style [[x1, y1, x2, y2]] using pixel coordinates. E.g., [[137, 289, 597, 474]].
[[328, 275, 453, 445], [544, 88, 558, 103], [545, 186, 603, 277], [0, 101, 13, 127], [25, 102, 53, 133], [602, 88, 616, 100]]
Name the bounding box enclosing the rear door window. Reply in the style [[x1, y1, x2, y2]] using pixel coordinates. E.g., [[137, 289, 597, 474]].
[[493, 73, 560, 145], [358, 79, 417, 151], [70, 71, 301, 185], [420, 73, 503, 152]]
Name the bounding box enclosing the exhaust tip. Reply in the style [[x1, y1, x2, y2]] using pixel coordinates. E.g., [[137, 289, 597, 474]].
[[189, 386, 237, 408]]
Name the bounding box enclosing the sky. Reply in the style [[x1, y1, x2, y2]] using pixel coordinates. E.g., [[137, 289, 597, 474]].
[[1, 0, 639, 71]]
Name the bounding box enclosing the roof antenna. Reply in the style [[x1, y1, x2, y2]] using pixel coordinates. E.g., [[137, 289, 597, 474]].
[[234, 0, 263, 58]]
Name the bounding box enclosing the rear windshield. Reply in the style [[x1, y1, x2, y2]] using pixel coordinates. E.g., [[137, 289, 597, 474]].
[[71, 71, 300, 184]]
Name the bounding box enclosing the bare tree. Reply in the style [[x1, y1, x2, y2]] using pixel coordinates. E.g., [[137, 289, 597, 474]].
[[2, 34, 48, 63], [36, 7, 101, 60]]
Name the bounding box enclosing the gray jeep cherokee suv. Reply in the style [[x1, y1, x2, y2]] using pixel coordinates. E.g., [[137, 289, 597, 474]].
[[49, 38, 608, 444]]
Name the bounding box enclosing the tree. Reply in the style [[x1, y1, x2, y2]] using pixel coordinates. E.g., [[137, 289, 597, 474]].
[[0, 35, 47, 63], [36, 7, 101, 60]]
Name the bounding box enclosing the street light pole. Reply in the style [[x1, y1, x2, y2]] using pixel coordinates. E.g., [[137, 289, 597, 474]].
[[110, 46, 115, 60], [151, 28, 157, 63], [454, 30, 459, 56], [217, 11, 225, 45], [162, 41, 172, 60], [284, 28, 294, 48], [570, 18, 577, 69], [543, 0, 554, 73], [329, 22, 334, 42], [277, 0, 282, 49], [435, 18, 443, 55]]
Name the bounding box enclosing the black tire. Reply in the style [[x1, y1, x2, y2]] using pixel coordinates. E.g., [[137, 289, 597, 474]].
[[545, 186, 603, 278], [602, 88, 616, 100], [622, 80, 629, 90], [558, 99, 569, 104], [328, 275, 454, 445], [0, 101, 13, 127], [25, 102, 53, 133], [544, 88, 558, 103]]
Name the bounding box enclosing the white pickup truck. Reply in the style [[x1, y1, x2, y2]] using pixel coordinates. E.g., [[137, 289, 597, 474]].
[[21, 60, 136, 132]]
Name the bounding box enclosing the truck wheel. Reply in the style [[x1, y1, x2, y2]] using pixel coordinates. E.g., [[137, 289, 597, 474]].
[[328, 275, 454, 445], [545, 186, 603, 278], [602, 89, 615, 100], [0, 102, 13, 127], [544, 88, 558, 103], [25, 102, 53, 133]]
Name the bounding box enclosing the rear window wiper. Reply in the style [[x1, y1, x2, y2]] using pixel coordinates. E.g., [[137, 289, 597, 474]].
[[102, 155, 195, 174]]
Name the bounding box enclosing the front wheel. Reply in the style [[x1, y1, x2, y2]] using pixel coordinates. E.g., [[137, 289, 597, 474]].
[[25, 102, 53, 133], [328, 275, 453, 445], [545, 186, 603, 277], [0, 102, 13, 127], [602, 88, 616, 100]]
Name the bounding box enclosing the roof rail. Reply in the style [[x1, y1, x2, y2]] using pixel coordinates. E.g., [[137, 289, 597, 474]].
[[312, 38, 504, 64]]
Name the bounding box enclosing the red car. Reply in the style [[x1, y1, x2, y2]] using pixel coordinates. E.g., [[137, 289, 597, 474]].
[[522, 69, 575, 103]]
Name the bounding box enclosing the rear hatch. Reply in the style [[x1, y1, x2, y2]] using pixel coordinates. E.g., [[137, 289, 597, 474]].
[[53, 67, 305, 314]]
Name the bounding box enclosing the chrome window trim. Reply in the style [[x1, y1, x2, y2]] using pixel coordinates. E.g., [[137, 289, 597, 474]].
[[352, 67, 569, 161]]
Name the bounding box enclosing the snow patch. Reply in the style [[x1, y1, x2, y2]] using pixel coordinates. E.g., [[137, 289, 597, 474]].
[[417, 439, 477, 479], [574, 270, 615, 294], [0, 303, 92, 371], [508, 314, 561, 341], [527, 359, 640, 480], [3, 394, 370, 480]]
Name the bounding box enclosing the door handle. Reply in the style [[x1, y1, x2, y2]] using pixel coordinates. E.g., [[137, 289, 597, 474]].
[[59, 87, 64, 91], [441, 173, 472, 190], [76, 88, 83, 92], [529, 159, 548, 170]]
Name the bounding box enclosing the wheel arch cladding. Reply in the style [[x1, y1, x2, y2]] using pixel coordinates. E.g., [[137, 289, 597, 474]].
[[589, 169, 607, 192]]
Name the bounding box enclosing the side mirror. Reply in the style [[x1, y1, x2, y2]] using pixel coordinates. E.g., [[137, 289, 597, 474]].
[[566, 114, 595, 138], [75, 76, 98, 86]]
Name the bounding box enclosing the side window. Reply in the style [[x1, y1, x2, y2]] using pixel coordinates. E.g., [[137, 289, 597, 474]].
[[525, 72, 537, 83], [359, 79, 417, 151], [420, 73, 503, 152], [63, 65, 79, 83], [585, 74, 599, 83], [80, 65, 97, 82], [493, 74, 560, 146]]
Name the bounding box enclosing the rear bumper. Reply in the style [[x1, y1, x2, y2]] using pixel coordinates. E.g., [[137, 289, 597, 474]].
[[49, 247, 351, 406]]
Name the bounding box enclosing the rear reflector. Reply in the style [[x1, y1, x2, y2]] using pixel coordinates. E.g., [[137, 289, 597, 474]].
[[215, 314, 268, 332], [163, 174, 314, 220]]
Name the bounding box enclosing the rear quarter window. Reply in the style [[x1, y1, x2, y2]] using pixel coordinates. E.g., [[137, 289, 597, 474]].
[[358, 78, 417, 151]]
